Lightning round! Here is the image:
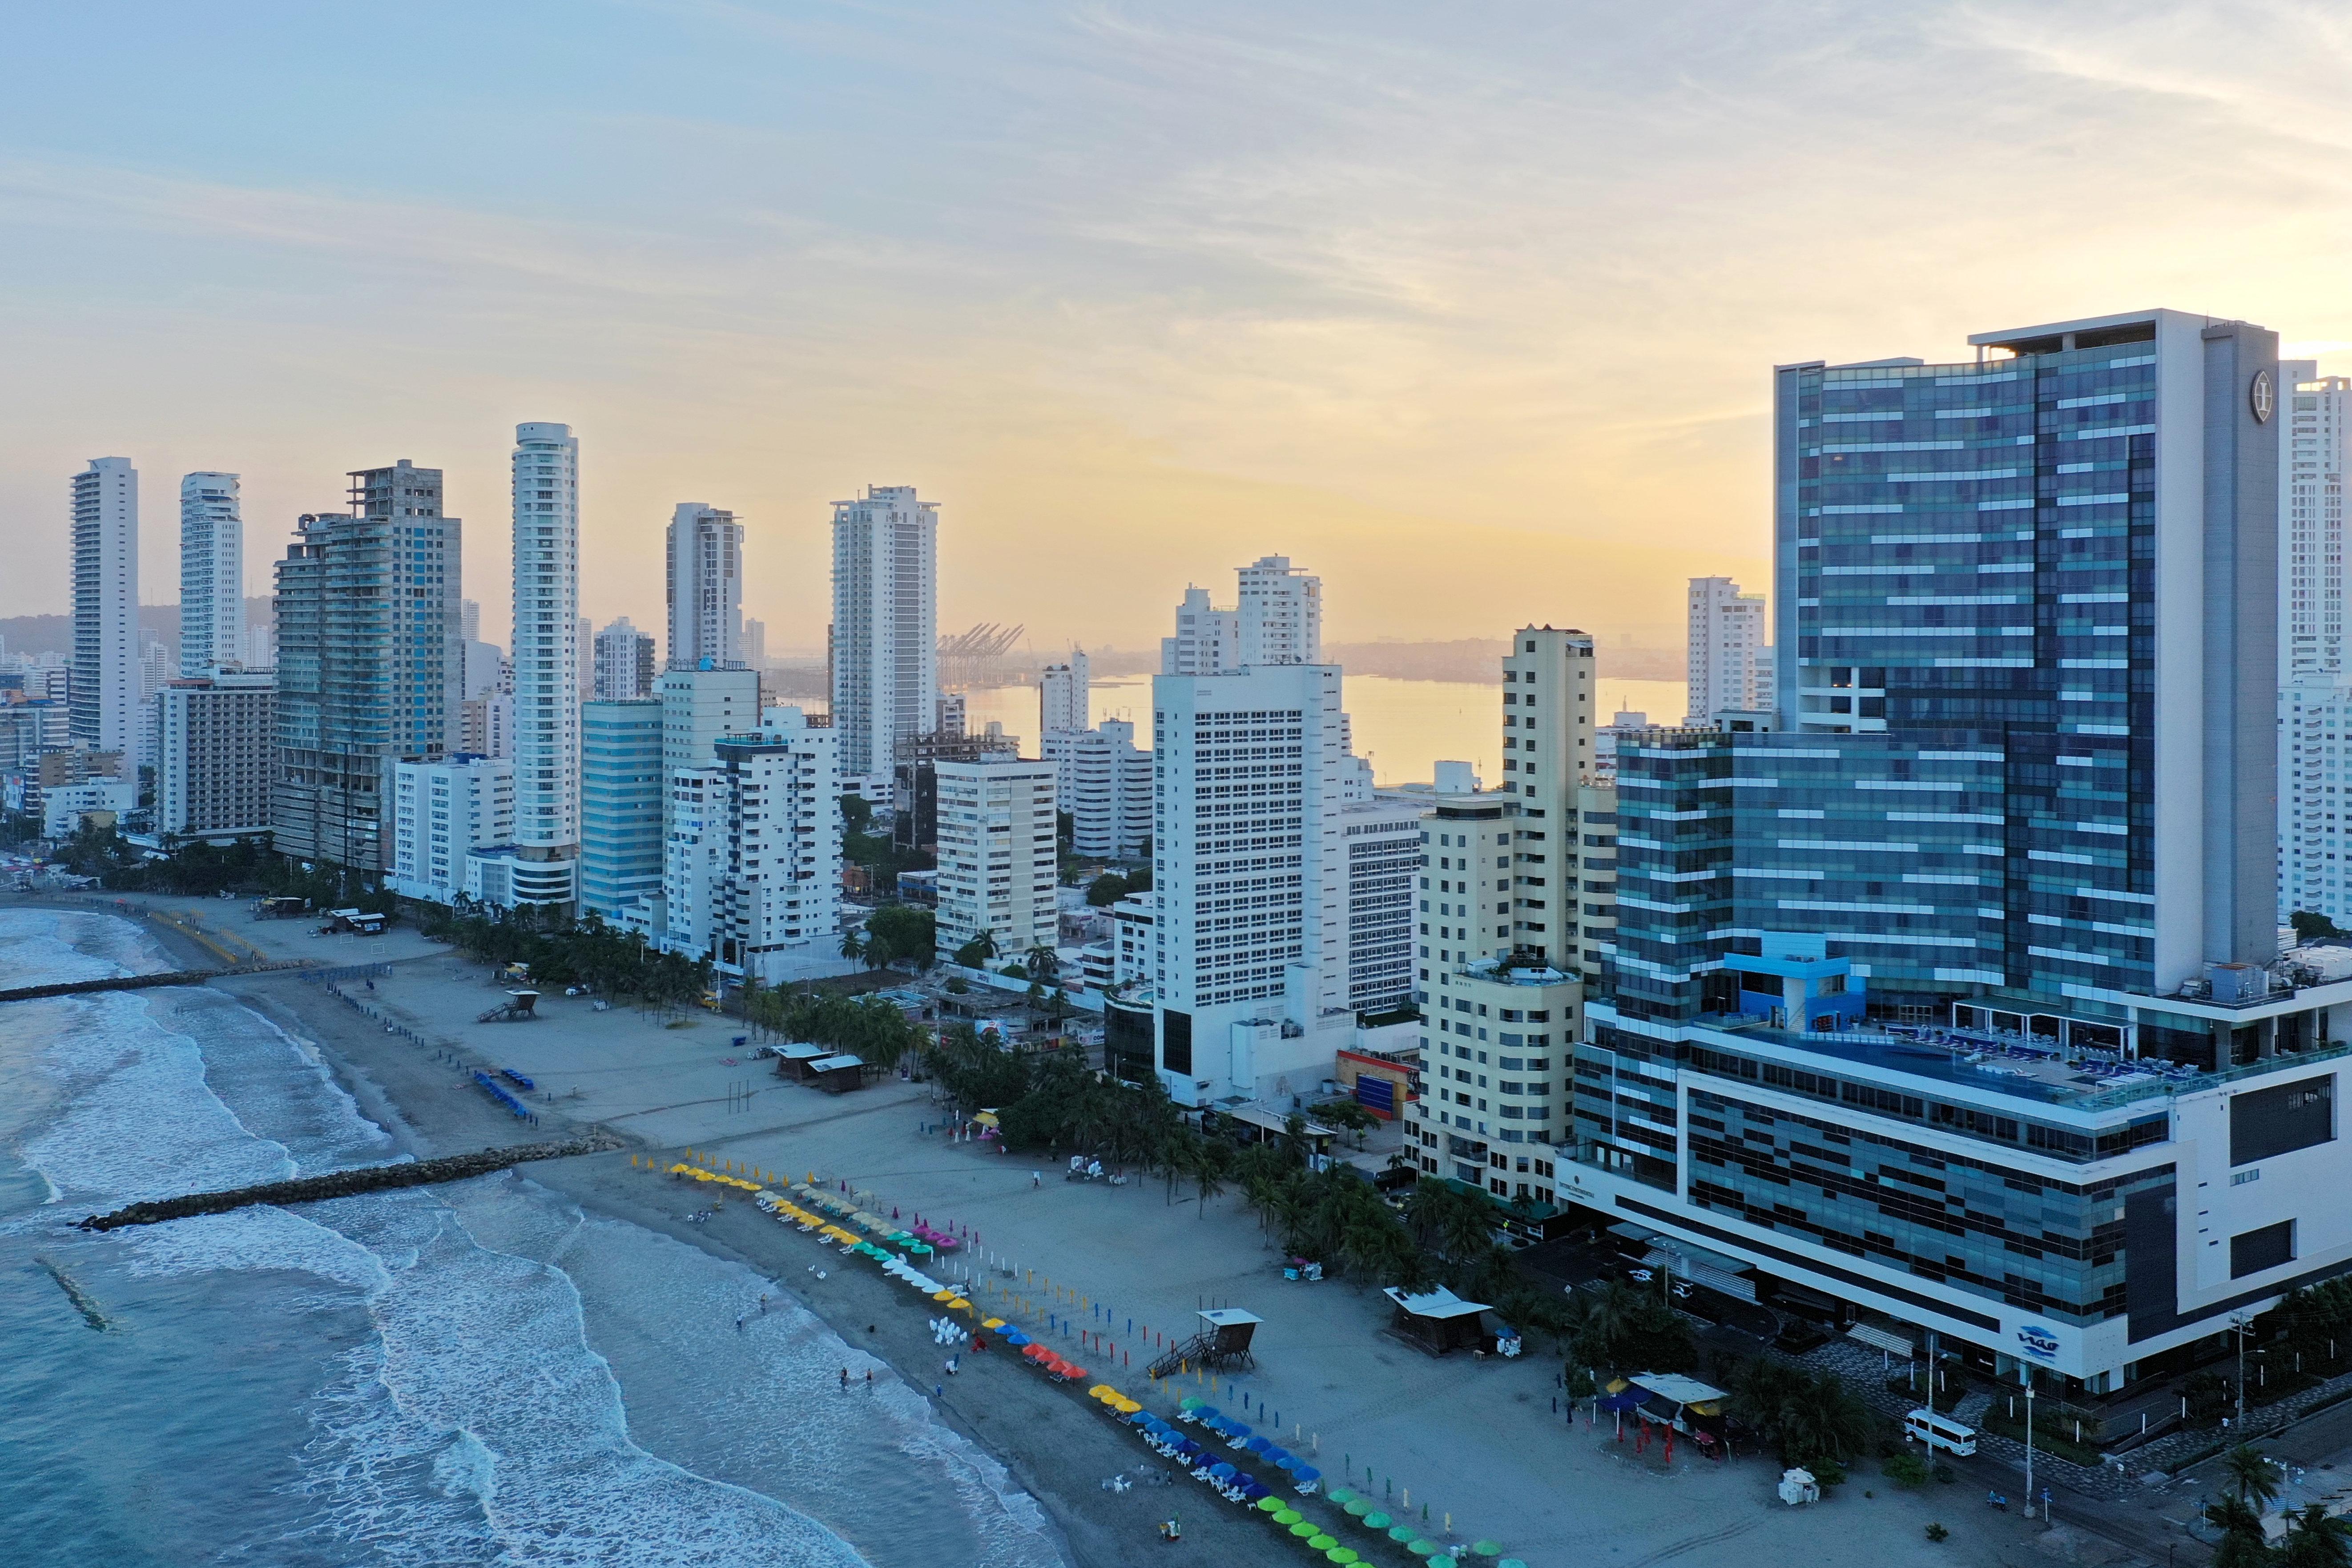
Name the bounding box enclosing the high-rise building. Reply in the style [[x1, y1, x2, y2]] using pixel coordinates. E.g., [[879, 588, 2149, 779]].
[[1043, 717, 1152, 858], [830, 485, 938, 781], [459, 692, 513, 759], [667, 503, 743, 672], [935, 753, 1059, 963], [593, 617, 656, 700], [389, 754, 514, 906], [1235, 555, 1321, 666], [659, 707, 843, 983], [1579, 309, 2303, 1391], [580, 697, 665, 919], [1683, 577, 1771, 725], [1040, 647, 1091, 737], [1150, 662, 1367, 1105], [179, 473, 243, 676], [155, 672, 274, 842], [70, 458, 139, 756], [474, 422, 581, 908], [744, 617, 766, 670], [1161, 587, 1239, 676], [2281, 678, 2352, 927], [576, 615, 593, 697], [463, 639, 504, 701], [657, 666, 762, 800], [2281, 365, 2350, 680], [244, 620, 276, 673], [271, 461, 462, 871], [1502, 627, 1609, 980], [461, 598, 481, 644], [1332, 796, 1421, 1013]]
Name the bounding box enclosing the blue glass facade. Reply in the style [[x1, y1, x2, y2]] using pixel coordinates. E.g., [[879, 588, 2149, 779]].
[[581, 698, 664, 919], [1570, 313, 2338, 1386]]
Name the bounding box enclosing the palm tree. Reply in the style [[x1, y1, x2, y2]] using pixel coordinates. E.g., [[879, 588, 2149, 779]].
[[1192, 1138, 1234, 1218], [2224, 1444, 2284, 1513], [2282, 1503, 2352, 1568], [2205, 1495, 2272, 1568], [839, 929, 865, 964]]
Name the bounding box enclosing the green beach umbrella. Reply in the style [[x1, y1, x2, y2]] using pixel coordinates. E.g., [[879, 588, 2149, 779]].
[[1291, 1522, 1321, 1539], [1388, 1526, 1417, 1543], [1326, 1487, 1356, 1505], [1275, 1510, 1304, 1527], [1309, 1536, 1338, 1552], [1471, 1544, 1503, 1559], [1328, 1552, 1360, 1566], [1257, 1497, 1285, 1513], [1429, 1558, 1458, 1568], [1345, 1499, 1373, 1516], [1499, 1560, 1529, 1568], [1364, 1513, 1392, 1530], [1406, 1540, 1439, 1558]]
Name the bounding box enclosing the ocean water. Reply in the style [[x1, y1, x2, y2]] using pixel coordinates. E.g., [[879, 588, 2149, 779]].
[[0, 910, 1066, 1567]]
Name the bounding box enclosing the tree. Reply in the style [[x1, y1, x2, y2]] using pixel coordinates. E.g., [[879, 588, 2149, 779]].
[[2224, 1444, 2284, 1513], [2293, 911, 2346, 943], [1882, 1452, 1931, 1487], [838, 928, 865, 964], [863, 903, 935, 970], [1085, 872, 1129, 907], [952, 930, 998, 969], [840, 793, 874, 833], [1190, 1137, 1234, 1218], [1024, 944, 1060, 985], [2205, 1496, 2272, 1568], [2283, 1504, 2352, 1568]]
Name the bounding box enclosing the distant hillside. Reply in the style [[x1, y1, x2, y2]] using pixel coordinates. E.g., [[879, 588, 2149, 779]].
[[0, 598, 274, 659]]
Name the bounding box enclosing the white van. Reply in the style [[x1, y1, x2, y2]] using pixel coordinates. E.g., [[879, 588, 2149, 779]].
[[1904, 1407, 1977, 1456]]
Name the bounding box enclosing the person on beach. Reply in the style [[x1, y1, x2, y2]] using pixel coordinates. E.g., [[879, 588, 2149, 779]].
[[865, 1369, 874, 1389], [759, 1293, 768, 1314], [1031, 1172, 1041, 1189], [841, 1368, 850, 1391]]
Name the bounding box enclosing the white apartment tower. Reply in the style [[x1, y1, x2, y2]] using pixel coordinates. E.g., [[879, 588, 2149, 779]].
[[1162, 587, 1239, 675], [593, 616, 656, 700], [1040, 646, 1091, 737], [667, 503, 743, 671], [179, 473, 243, 676], [935, 753, 1059, 961], [71, 458, 139, 755], [1043, 717, 1152, 858], [484, 421, 581, 907], [830, 485, 938, 781], [390, 754, 515, 907], [1151, 662, 1363, 1106], [1235, 555, 1322, 666], [2282, 365, 2350, 679], [1683, 576, 1770, 725], [660, 707, 844, 983]]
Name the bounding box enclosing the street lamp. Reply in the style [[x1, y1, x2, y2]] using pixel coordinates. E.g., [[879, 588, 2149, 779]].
[[2231, 1313, 2254, 1433], [2022, 1376, 2037, 1521]]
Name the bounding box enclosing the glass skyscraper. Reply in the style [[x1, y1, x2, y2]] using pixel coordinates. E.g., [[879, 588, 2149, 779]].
[[1576, 311, 2352, 1394]]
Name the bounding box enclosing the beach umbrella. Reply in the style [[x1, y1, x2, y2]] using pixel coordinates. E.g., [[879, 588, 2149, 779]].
[[1179, 1396, 1204, 1412], [1309, 1536, 1339, 1552], [1273, 1510, 1304, 1527], [1498, 1560, 1528, 1568], [1257, 1498, 1285, 1514], [1294, 1467, 1321, 1487], [1326, 1551, 1360, 1566], [1290, 1523, 1321, 1540], [1196, 1406, 1220, 1422], [1211, 1463, 1237, 1480], [1064, 1366, 1088, 1379], [1387, 1526, 1417, 1543], [1470, 1544, 1502, 1559], [1272, 1453, 1299, 1471], [1428, 1558, 1457, 1568], [1364, 1513, 1392, 1529], [1226, 1423, 1253, 1441], [1326, 1487, 1354, 1505], [1344, 1499, 1372, 1517], [1003, 1330, 1030, 1346], [1245, 1436, 1273, 1453], [1405, 1540, 1438, 1558], [983, 1317, 1006, 1329]]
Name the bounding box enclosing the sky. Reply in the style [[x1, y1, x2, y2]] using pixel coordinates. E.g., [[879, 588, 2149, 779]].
[[2, 0, 2348, 656]]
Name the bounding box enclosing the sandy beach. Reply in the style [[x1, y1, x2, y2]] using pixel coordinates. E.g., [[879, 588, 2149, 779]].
[[35, 890, 2103, 1568]]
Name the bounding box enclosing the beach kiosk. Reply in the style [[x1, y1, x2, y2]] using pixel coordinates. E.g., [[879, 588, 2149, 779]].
[[810, 1052, 867, 1093], [1381, 1285, 1516, 1357], [776, 1043, 830, 1081], [1147, 1307, 1261, 1377]]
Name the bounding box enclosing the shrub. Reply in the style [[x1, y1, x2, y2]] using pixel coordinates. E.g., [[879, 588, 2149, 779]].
[[1925, 1523, 1949, 1543], [1883, 1452, 1931, 1487]]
